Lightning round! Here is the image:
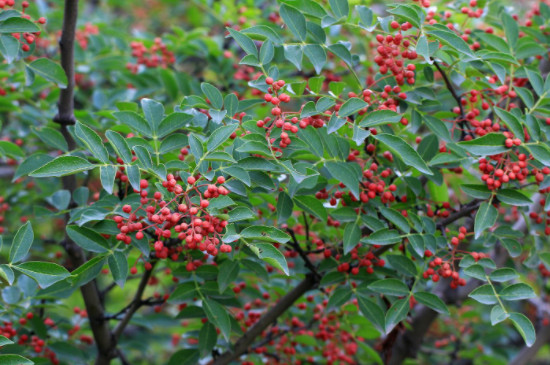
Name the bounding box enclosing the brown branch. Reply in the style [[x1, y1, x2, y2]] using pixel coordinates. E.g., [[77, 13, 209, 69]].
[[113, 262, 156, 339], [55, 2, 117, 364], [212, 273, 320, 365]]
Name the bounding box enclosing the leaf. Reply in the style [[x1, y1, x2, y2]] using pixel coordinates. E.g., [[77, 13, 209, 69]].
[[259, 40, 274, 65], [0, 16, 40, 33], [207, 124, 239, 151], [0, 355, 34, 365], [75, 122, 110, 163], [468, 284, 498, 305], [494, 108, 524, 142], [325, 161, 360, 199], [463, 264, 486, 281], [373, 134, 432, 175], [329, 0, 349, 18], [526, 143, 550, 166], [201, 83, 223, 110], [106, 130, 132, 163], [343, 222, 361, 254], [108, 251, 128, 288], [294, 195, 327, 222], [99, 165, 116, 194], [357, 295, 385, 332], [385, 298, 409, 334], [380, 207, 410, 234], [490, 268, 519, 282], [461, 184, 491, 199], [474, 202, 497, 239], [362, 229, 401, 245], [284, 44, 303, 70], [457, 133, 508, 155], [13, 262, 70, 289], [30, 156, 94, 177], [509, 313, 535, 347], [27, 58, 68, 88], [159, 133, 188, 154], [304, 44, 326, 74], [0, 35, 20, 63], [414, 292, 449, 315], [427, 26, 475, 58], [0, 335, 13, 346], [203, 298, 231, 341], [499, 283, 536, 301], [280, 4, 307, 41], [217, 260, 240, 294], [157, 113, 192, 138], [66, 225, 110, 253], [9, 221, 34, 264], [241, 226, 290, 244], [141, 98, 164, 136], [369, 279, 409, 296], [501, 12, 518, 49], [339, 97, 368, 117], [251, 242, 289, 275], [133, 146, 152, 169], [423, 115, 452, 143], [386, 255, 416, 277], [496, 189, 532, 206], [199, 323, 218, 357], [0, 140, 24, 157], [227, 28, 258, 57], [491, 305, 509, 325], [388, 4, 422, 29], [69, 255, 107, 287], [358, 110, 401, 128], [13, 153, 54, 181], [277, 191, 293, 223], [113, 111, 152, 137]]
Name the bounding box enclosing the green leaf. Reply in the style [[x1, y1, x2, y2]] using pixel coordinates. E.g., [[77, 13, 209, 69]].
[[9, 221, 34, 264], [380, 207, 410, 234], [13, 154, 54, 181], [388, 4, 422, 29], [468, 284, 498, 305], [0, 17, 40, 33], [509, 312, 535, 347], [75, 122, 110, 163], [494, 108, 524, 142], [457, 133, 508, 155], [168, 282, 196, 302], [106, 130, 132, 163], [199, 323, 218, 357], [259, 40, 274, 65], [357, 294, 385, 332], [203, 298, 231, 341], [284, 44, 303, 70], [325, 161, 360, 199], [329, 0, 349, 18], [201, 83, 223, 110], [133, 146, 153, 169], [496, 189, 532, 206], [463, 264, 486, 281], [385, 298, 409, 334], [141, 98, 164, 136], [338, 218, 360, 254], [491, 305, 509, 325], [113, 111, 152, 137], [280, 4, 307, 42], [369, 279, 409, 296], [67, 225, 110, 253], [13, 262, 70, 289], [526, 143, 550, 166], [30, 156, 94, 177], [423, 115, 452, 143], [0, 140, 24, 157], [250, 242, 289, 275], [499, 283, 536, 301], [0, 335, 13, 346], [157, 113, 192, 138], [339, 97, 368, 117], [99, 165, 116, 194], [167, 349, 200, 365], [386, 255, 416, 277], [217, 260, 240, 294], [108, 251, 128, 288], [526, 68, 544, 96], [362, 229, 401, 245], [427, 26, 475, 58], [227, 28, 258, 57], [414, 292, 449, 315], [294, 195, 327, 222], [70, 255, 107, 287], [277, 191, 294, 223], [159, 133, 189, 154], [0, 35, 19, 63], [490, 268, 519, 283], [27, 58, 68, 88], [373, 133, 432, 175], [358, 110, 401, 128], [474, 202, 497, 239], [501, 12, 518, 49], [0, 355, 34, 365], [241, 226, 290, 244], [304, 44, 326, 74], [207, 124, 238, 151], [501, 238, 522, 258], [461, 184, 491, 199]]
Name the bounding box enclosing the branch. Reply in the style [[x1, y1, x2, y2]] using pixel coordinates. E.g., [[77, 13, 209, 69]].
[[113, 263, 156, 339], [212, 273, 320, 365]]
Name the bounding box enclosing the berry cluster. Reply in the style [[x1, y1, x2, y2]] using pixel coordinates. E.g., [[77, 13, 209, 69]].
[[126, 37, 175, 73], [0, 318, 59, 364]]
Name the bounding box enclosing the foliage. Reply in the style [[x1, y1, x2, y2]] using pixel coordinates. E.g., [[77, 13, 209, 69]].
[[0, 0, 549, 364]]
